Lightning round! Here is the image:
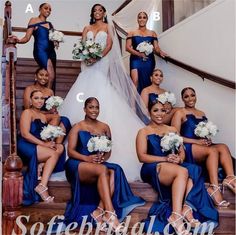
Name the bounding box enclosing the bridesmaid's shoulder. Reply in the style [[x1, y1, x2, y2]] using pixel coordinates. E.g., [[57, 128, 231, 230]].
[[137, 126, 150, 137], [21, 108, 33, 118], [174, 108, 187, 117], [28, 17, 40, 25], [148, 30, 157, 37]]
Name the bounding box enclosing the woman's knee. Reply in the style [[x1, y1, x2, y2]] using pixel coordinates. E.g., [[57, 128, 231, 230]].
[[207, 147, 219, 158], [56, 144, 64, 155], [96, 164, 109, 176], [178, 167, 189, 179]]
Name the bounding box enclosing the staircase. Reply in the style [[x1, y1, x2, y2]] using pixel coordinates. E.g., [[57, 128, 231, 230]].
[[3, 58, 236, 234], [20, 181, 235, 234]]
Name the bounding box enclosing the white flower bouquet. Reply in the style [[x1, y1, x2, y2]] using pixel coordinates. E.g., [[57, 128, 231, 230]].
[[72, 39, 103, 65], [45, 96, 63, 111], [87, 136, 112, 153], [194, 121, 218, 139], [136, 41, 154, 56], [40, 124, 65, 141], [158, 92, 176, 106], [49, 30, 64, 43], [161, 132, 183, 153]]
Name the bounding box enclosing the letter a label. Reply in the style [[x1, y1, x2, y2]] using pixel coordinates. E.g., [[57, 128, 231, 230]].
[[25, 4, 34, 13]]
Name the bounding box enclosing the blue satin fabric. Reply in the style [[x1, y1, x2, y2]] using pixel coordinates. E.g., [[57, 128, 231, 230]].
[[180, 114, 207, 163], [141, 134, 218, 234], [64, 130, 145, 226], [17, 118, 71, 205], [129, 36, 156, 93], [28, 21, 56, 70]]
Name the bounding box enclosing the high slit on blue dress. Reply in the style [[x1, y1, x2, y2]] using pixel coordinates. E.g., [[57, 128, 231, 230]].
[[128, 36, 157, 94], [64, 130, 145, 226], [140, 134, 218, 234], [17, 118, 71, 205]]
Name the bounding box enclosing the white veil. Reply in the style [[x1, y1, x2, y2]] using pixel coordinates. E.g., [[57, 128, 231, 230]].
[[106, 13, 149, 123]]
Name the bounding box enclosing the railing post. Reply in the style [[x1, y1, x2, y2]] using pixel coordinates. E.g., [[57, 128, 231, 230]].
[[2, 12, 23, 232]]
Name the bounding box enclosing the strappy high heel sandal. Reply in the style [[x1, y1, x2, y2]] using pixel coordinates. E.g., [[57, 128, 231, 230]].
[[182, 204, 201, 228], [207, 184, 230, 207], [34, 183, 54, 203], [167, 212, 192, 235], [222, 175, 236, 194], [103, 210, 126, 234], [90, 207, 107, 231]]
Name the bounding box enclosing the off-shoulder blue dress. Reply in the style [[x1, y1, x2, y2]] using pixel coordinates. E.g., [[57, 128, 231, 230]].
[[17, 119, 71, 205], [128, 36, 157, 93], [64, 130, 145, 226], [140, 134, 218, 234]]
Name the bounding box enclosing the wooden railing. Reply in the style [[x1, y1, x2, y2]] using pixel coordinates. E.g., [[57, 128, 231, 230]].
[[2, 1, 23, 235]]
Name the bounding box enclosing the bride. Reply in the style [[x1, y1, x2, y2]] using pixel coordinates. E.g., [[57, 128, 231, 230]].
[[60, 3, 148, 181]]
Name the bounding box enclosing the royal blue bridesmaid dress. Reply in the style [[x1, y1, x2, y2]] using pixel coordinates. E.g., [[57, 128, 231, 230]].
[[64, 130, 145, 226], [17, 119, 70, 205], [28, 21, 56, 90], [128, 36, 157, 93], [140, 134, 218, 234]]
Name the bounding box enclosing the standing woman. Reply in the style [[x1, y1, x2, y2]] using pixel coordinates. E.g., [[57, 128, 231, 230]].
[[171, 87, 236, 207], [126, 12, 166, 94], [16, 3, 56, 90], [64, 97, 145, 232], [17, 90, 64, 205], [136, 94, 218, 234]]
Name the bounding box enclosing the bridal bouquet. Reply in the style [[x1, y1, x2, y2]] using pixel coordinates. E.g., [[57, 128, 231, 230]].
[[45, 96, 63, 111], [194, 121, 218, 139], [72, 39, 103, 65], [40, 125, 65, 141], [160, 132, 183, 153], [158, 92, 176, 106], [49, 30, 64, 43], [136, 41, 154, 56], [87, 136, 112, 153]]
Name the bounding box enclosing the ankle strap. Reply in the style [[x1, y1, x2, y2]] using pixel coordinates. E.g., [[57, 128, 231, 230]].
[[171, 211, 184, 222], [183, 204, 192, 217], [105, 210, 117, 217], [208, 184, 221, 196]]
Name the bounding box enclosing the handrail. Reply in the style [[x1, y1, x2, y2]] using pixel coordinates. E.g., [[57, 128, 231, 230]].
[[12, 26, 82, 36], [2, 2, 23, 235], [112, 0, 133, 15]]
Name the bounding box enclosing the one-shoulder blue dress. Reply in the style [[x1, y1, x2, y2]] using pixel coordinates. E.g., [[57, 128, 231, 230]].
[[17, 119, 69, 205], [140, 134, 218, 234], [28, 21, 56, 90], [129, 36, 157, 94], [64, 130, 145, 226]]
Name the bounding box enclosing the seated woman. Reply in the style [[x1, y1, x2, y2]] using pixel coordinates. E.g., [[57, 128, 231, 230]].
[[171, 87, 236, 207], [141, 68, 179, 124], [64, 97, 145, 232], [136, 94, 218, 234], [17, 90, 64, 205], [23, 67, 71, 144]]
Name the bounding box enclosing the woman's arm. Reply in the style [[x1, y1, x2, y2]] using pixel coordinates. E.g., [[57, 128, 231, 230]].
[[125, 32, 147, 58], [102, 124, 112, 161], [82, 26, 89, 42], [23, 86, 32, 109], [17, 18, 35, 44], [140, 89, 149, 108], [67, 125, 97, 162], [136, 129, 168, 163], [102, 27, 113, 57], [152, 31, 167, 57], [20, 110, 48, 146]]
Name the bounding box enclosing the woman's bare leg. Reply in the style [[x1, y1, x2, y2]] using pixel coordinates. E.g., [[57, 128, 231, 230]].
[[47, 59, 55, 89]]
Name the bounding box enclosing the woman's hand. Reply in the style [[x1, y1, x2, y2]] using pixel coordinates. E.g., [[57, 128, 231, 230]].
[[159, 50, 168, 58], [53, 41, 59, 49], [138, 52, 148, 60], [96, 152, 105, 164], [43, 140, 56, 149], [195, 139, 212, 146], [167, 154, 182, 164], [48, 106, 58, 114]]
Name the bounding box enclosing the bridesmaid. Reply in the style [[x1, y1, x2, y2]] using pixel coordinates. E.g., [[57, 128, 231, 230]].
[[23, 67, 71, 145], [141, 68, 179, 124], [64, 97, 145, 232], [171, 87, 236, 207], [17, 90, 64, 205], [136, 94, 218, 234], [126, 12, 166, 93], [16, 3, 56, 90]]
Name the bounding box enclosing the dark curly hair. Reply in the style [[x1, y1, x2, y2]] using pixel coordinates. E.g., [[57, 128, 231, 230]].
[[181, 87, 196, 98], [89, 4, 108, 25], [84, 97, 99, 108]]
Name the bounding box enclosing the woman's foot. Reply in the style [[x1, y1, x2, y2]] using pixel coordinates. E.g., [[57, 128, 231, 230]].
[[167, 212, 192, 235], [207, 184, 230, 207], [223, 175, 236, 194], [34, 183, 54, 203], [91, 207, 104, 224], [182, 204, 201, 228], [102, 210, 125, 233]]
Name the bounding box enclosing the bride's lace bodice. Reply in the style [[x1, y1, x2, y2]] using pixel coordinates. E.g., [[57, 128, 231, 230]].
[[86, 31, 107, 50]]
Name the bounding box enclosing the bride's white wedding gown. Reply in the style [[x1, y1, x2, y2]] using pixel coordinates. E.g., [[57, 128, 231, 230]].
[[59, 30, 144, 181]]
